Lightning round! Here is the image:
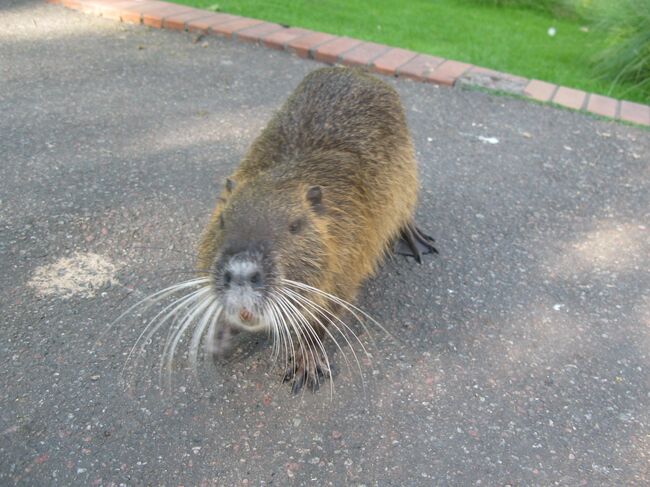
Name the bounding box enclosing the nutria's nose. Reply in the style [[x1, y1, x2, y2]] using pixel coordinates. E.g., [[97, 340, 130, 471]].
[[223, 258, 264, 289]]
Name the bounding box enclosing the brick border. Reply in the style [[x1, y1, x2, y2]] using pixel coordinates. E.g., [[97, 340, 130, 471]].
[[46, 0, 650, 127]]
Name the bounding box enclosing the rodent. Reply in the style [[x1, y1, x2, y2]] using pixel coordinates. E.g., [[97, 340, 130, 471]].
[[196, 66, 436, 393]]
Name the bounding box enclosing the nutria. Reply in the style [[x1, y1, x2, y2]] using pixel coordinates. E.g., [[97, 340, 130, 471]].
[[125, 67, 436, 394], [190, 66, 436, 392]]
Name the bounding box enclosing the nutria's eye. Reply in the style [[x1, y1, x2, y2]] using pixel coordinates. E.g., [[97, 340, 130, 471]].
[[289, 218, 303, 234], [250, 272, 261, 285]]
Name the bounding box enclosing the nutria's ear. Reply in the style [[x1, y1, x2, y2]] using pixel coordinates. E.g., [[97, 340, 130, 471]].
[[225, 178, 235, 192], [306, 185, 324, 213]]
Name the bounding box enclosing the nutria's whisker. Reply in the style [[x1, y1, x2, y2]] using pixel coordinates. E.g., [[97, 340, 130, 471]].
[[121, 286, 210, 382], [280, 288, 364, 366], [264, 301, 282, 366], [283, 281, 378, 342], [273, 296, 322, 397], [189, 301, 221, 379], [273, 291, 334, 397], [157, 287, 211, 365], [282, 287, 371, 360], [266, 298, 293, 374], [271, 293, 307, 376], [282, 279, 389, 338], [162, 293, 215, 389], [279, 288, 364, 387], [98, 277, 210, 349], [128, 278, 210, 312], [162, 294, 214, 384], [268, 308, 282, 369], [270, 291, 312, 382], [268, 303, 288, 370], [277, 289, 342, 365], [283, 298, 332, 398], [262, 309, 276, 364], [264, 315, 277, 363], [277, 304, 293, 372]]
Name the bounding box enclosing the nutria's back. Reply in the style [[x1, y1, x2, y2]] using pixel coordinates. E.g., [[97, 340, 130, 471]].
[[241, 67, 413, 170]]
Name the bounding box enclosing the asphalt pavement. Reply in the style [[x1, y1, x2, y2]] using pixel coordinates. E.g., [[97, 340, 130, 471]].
[[2, 1, 649, 485]]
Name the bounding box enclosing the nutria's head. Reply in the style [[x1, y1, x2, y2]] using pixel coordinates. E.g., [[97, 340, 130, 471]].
[[197, 177, 329, 334]]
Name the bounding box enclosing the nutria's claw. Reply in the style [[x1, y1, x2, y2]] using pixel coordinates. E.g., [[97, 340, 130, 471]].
[[284, 350, 331, 394], [395, 221, 438, 263], [291, 374, 306, 395]]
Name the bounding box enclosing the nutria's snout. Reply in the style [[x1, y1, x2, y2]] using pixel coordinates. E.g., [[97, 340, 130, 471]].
[[222, 257, 264, 290], [214, 247, 273, 332]]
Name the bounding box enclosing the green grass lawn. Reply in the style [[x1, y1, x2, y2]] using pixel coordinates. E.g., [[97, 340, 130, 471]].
[[171, 0, 649, 104]]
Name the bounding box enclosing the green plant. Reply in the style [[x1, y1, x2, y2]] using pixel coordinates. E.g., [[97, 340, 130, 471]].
[[587, 0, 650, 101]]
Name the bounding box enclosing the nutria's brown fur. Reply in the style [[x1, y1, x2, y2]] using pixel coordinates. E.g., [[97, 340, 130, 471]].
[[196, 66, 434, 392]]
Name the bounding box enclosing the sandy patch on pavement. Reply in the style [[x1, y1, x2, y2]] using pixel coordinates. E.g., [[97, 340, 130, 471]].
[[28, 252, 120, 299]]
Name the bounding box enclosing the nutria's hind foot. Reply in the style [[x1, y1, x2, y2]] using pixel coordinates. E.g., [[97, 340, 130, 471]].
[[395, 221, 438, 263], [284, 349, 331, 394]]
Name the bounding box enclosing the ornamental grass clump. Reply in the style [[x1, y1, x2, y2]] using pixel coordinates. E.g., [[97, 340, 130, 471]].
[[586, 0, 650, 102]]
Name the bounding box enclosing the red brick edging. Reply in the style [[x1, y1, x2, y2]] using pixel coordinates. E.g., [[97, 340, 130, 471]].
[[47, 0, 650, 127]]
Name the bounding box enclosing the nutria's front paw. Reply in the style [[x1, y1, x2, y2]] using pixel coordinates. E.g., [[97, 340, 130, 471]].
[[284, 349, 331, 394], [207, 323, 239, 356]]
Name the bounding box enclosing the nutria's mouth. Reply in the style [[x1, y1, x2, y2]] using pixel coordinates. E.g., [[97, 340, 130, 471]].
[[239, 307, 253, 322], [222, 300, 267, 332]]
